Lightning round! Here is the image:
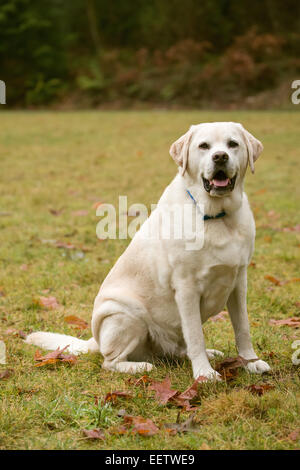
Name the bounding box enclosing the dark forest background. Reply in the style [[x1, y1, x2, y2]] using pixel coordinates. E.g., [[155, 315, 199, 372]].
[[1, 0, 300, 108]]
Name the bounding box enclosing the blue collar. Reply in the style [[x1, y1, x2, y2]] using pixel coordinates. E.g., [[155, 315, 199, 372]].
[[186, 189, 226, 220]]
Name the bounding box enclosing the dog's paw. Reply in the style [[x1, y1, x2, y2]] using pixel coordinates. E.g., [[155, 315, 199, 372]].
[[206, 349, 224, 359], [246, 359, 271, 374], [193, 367, 222, 382]]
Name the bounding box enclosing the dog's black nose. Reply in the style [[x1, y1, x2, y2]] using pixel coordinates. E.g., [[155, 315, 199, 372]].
[[212, 152, 229, 164]]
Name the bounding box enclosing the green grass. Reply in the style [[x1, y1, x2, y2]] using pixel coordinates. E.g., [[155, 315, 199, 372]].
[[0, 110, 299, 450]]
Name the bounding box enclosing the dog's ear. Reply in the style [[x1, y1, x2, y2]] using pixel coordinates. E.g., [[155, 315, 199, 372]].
[[169, 126, 194, 176], [237, 123, 263, 174]]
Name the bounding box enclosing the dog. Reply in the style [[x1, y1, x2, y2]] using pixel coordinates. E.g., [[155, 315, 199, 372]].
[[26, 121, 271, 380]]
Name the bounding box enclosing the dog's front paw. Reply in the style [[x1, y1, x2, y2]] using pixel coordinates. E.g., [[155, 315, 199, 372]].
[[246, 359, 271, 374], [193, 366, 222, 382]]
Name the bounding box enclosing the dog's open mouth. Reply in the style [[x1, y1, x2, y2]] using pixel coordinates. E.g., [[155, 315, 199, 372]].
[[202, 170, 237, 193]]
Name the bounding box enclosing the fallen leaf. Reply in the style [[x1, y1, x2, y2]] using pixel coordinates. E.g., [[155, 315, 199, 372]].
[[34, 346, 77, 367], [34, 296, 60, 310], [49, 208, 64, 216], [4, 328, 27, 339], [149, 376, 178, 405], [265, 276, 282, 287], [64, 315, 88, 330], [104, 391, 132, 404], [287, 429, 300, 441], [82, 428, 105, 440], [215, 356, 255, 380], [127, 375, 152, 387], [210, 310, 228, 322], [246, 383, 274, 396], [269, 318, 300, 328], [263, 235, 272, 243], [0, 369, 14, 380], [123, 415, 159, 436], [265, 275, 300, 286], [0, 287, 6, 297]]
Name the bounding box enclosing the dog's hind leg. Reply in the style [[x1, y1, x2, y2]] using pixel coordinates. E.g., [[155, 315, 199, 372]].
[[99, 313, 154, 374]]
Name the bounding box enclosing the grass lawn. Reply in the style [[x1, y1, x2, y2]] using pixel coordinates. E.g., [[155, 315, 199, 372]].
[[0, 110, 299, 450]]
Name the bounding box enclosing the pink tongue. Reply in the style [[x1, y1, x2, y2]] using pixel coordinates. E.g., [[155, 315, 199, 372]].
[[212, 178, 229, 187]]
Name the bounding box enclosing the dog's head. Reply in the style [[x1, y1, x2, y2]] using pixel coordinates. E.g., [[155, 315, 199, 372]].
[[170, 122, 263, 197]]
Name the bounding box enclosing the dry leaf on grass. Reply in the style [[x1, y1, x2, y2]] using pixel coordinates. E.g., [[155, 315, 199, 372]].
[[123, 415, 159, 437], [0, 369, 14, 380], [64, 315, 88, 330], [33, 296, 60, 310], [34, 346, 77, 367], [287, 429, 300, 441], [215, 356, 256, 381], [269, 318, 300, 328], [265, 275, 300, 286], [104, 391, 132, 404], [148, 376, 178, 405], [245, 383, 274, 395], [82, 428, 105, 440], [127, 375, 152, 387], [148, 375, 205, 410]]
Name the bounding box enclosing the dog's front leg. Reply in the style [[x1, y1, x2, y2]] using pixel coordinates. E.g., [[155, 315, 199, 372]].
[[175, 280, 221, 380], [227, 267, 271, 374]]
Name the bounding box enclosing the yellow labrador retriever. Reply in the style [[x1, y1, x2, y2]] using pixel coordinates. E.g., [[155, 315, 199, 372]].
[[26, 122, 271, 380]]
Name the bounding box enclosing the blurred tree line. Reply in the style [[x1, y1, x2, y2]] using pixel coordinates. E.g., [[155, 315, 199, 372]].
[[0, 0, 300, 107]]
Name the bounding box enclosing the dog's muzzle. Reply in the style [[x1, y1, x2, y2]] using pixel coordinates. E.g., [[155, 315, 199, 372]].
[[202, 169, 237, 194]]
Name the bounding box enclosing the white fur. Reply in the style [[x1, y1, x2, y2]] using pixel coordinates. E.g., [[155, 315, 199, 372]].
[[26, 122, 271, 380]]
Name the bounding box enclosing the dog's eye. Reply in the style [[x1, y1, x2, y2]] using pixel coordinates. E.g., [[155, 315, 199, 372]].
[[199, 142, 210, 150], [228, 140, 239, 148]]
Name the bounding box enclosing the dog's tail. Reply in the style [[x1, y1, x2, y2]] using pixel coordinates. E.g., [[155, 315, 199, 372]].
[[25, 331, 99, 355]]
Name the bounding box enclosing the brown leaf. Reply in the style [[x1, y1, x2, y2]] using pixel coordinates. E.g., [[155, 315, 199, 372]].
[[0, 287, 6, 297], [264, 275, 282, 286], [64, 315, 88, 330], [246, 383, 274, 396], [34, 346, 77, 367], [104, 391, 132, 404], [269, 317, 300, 328], [149, 376, 178, 405], [265, 275, 300, 287], [287, 429, 300, 441], [210, 310, 228, 322], [34, 358, 60, 367], [123, 415, 159, 436], [215, 356, 254, 380], [127, 375, 152, 387], [0, 369, 14, 380], [34, 296, 60, 310], [82, 428, 105, 440], [49, 208, 64, 216]]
